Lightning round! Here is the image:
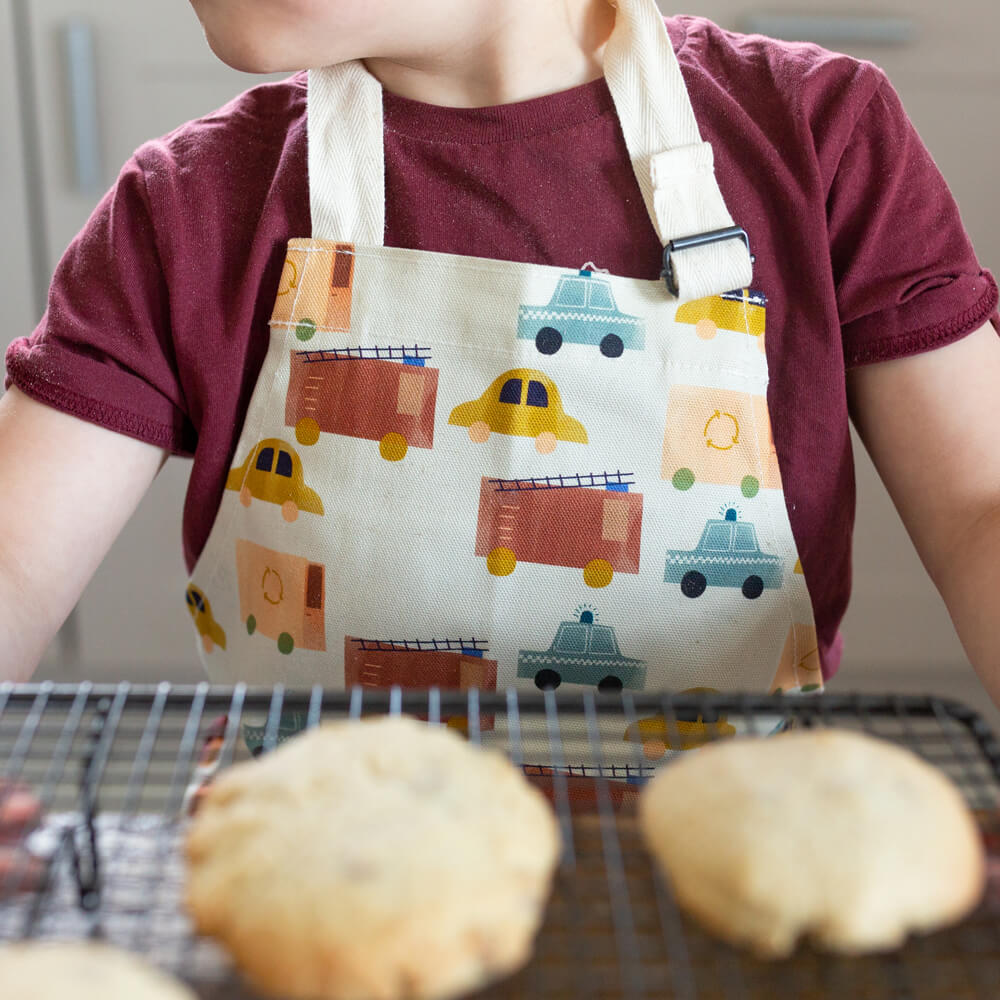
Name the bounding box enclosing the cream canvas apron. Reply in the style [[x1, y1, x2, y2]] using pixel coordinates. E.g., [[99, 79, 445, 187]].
[[185, 0, 821, 764]]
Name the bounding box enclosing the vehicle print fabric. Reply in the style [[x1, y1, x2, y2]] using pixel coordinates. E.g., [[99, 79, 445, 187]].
[[191, 245, 819, 702], [185, 0, 820, 763]]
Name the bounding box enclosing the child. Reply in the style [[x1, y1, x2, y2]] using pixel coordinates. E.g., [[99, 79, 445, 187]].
[[0, 0, 998, 858]]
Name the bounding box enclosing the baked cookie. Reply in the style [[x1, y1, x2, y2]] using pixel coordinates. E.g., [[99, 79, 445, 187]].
[[639, 728, 985, 957], [185, 716, 560, 999], [0, 942, 196, 998]]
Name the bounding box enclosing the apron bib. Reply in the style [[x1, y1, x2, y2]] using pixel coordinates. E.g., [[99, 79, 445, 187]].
[[185, 0, 821, 764]]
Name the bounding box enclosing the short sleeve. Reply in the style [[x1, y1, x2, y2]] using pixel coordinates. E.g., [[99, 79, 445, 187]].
[[829, 73, 999, 368], [4, 155, 194, 454]]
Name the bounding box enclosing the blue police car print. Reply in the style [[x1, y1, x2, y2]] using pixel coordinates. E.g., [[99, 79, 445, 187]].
[[517, 269, 645, 357], [517, 609, 647, 692], [664, 508, 784, 599]]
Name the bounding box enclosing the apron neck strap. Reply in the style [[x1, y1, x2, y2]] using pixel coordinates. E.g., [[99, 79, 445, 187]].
[[308, 61, 387, 249], [307, 0, 753, 298]]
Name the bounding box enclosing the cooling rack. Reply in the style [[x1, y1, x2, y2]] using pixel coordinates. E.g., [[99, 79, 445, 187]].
[[1, 683, 1000, 999]]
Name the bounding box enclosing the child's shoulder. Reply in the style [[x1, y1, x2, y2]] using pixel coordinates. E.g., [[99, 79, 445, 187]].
[[669, 14, 889, 125], [670, 13, 877, 80], [133, 72, 307, 176]]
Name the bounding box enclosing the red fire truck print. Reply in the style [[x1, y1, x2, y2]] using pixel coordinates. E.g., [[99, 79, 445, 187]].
[[285, 345, 439, 462], [344, 636, 499, 732], [270, 239, 355, 342], [236, 539, 326, 655], [524, 766, 640, 814], [475, 471, 643, 588]]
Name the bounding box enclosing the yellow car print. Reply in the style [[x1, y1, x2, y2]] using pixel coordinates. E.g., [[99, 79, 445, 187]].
[[675, 289, 767, 351], [448, 369, 587, 454], [623, 688, 736, 758], [226, 438, 324, 522], [185, 585, 227, 653]]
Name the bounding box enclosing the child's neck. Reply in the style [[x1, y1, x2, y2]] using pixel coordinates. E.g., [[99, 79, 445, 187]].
[[364, 0, 617, 108]]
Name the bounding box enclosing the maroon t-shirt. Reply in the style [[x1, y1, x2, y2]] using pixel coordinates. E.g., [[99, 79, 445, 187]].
[[6, 16, 998, 679]]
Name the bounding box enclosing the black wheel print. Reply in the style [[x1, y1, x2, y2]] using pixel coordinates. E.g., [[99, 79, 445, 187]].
[[681, 571, 707, 598], [599, 333, 624, 358], [535, 327, 563, 355], [742, 575, 764, 599], [534, 669, 562, 690], [597, 675, 624, 694]]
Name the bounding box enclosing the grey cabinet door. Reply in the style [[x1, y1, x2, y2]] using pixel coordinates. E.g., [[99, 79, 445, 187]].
[[20, 0, 285, 678]]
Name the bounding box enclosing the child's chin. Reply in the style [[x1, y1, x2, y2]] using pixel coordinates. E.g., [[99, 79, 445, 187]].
[[198, 23, 293, 74]]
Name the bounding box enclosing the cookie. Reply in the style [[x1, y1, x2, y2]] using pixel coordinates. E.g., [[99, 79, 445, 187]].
[[639, 728, 985, 957], [0, 942, 196, 998], [185, 716, 560, 999]]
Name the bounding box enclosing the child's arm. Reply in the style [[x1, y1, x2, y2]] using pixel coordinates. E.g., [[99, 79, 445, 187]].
[[847, 320, 1000, 702], [0, 386, 166, 679]]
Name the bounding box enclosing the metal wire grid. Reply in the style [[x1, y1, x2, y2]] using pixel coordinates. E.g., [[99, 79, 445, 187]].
[[1, 684, 1000, 1000]]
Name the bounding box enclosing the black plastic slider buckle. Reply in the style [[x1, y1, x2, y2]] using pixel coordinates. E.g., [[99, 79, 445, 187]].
[[661, 226, 754, 297]]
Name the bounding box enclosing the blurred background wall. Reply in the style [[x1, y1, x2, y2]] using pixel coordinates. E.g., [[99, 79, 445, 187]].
[[1, 0, 996, 719]]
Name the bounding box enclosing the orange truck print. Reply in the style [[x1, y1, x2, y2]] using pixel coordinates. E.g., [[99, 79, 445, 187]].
[[236, 539, 326, 655], [661, 385, 781, 498], [475, 471, 643, 588], [271, 239, 355, 342], [344, 636, 499, 732], [770, 623, 823, 694], [285, 346, 439, 462]]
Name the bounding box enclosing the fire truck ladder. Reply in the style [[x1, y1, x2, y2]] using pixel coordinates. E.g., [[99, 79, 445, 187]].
[[351, 637, 490, 654], [489, 471, 635, 493], [721, 288, 768, 307], [295, 344, 431, 366]]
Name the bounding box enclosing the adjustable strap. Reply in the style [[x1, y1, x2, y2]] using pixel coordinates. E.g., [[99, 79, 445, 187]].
[[307, 0, 754, 298], [604, 0, 754, 298]]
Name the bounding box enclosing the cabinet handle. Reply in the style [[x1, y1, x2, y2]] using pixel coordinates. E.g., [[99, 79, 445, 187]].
[[63, 18, 104, 195], [741, 13, 917, 46]]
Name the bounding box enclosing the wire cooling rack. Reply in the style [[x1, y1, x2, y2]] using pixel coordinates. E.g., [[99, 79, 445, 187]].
[[2, 683, 1000, 1000]]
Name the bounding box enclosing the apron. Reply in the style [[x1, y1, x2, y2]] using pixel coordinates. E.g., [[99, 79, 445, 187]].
[[184, 0, 822, 768]]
